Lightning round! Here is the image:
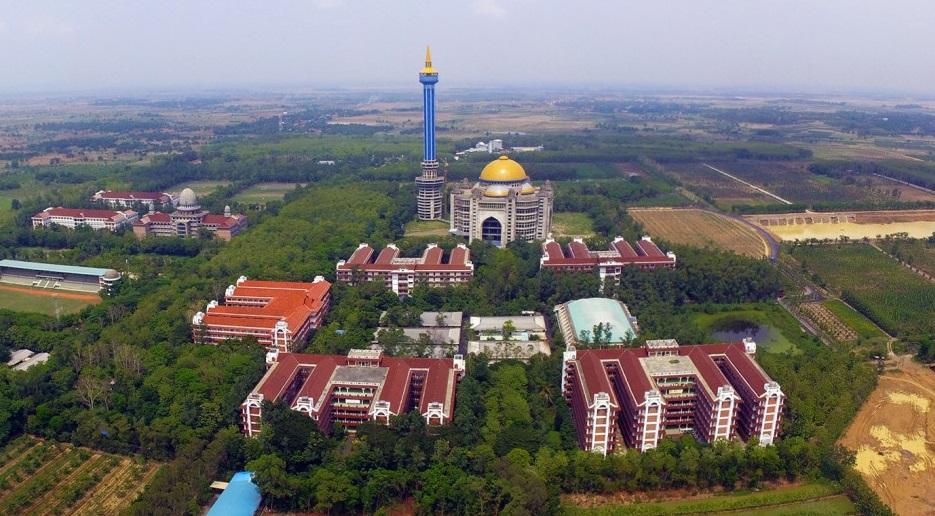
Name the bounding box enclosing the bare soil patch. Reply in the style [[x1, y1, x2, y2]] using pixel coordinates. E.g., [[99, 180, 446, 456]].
[[840, 355, 935, 515]]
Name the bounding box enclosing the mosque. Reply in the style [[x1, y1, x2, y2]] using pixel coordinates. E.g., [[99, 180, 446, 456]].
[[412, 47, 553, 245], [449, 156, 553, 246], [133, 188, 247, 241]]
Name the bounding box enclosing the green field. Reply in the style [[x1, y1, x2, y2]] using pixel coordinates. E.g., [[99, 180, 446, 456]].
[[168, 180, 231, 196], [822, 299, 888, 340], [571, 483, 853, 515], [231, 182, 305, 204], [0, 286, 97, 315], [552, 212, 595, 238], [404, 219, 451, 237], [789, 243, 935, 336], [879, 238, 935, 278]]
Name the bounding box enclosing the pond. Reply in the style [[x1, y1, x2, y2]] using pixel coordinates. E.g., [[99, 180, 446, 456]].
[[708, 318, 797, 354]]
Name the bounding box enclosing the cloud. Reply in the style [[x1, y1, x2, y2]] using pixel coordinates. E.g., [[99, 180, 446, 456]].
[[472, 0, 506, 19]]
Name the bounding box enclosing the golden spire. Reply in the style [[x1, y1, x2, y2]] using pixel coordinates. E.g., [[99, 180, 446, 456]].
[[420, 45, 438, 75]]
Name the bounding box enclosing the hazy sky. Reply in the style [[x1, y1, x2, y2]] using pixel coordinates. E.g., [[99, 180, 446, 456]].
[[1, 1, 933, 95]]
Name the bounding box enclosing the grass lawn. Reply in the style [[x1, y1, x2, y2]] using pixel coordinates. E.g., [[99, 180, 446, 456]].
[[552, 212, 594, 238], [822, 299, 888, 340], [232, 182, 305, 204], [168, 180, 231, 196], [0, 286, 98, 315], [404, 219, 451, 237], [571, 482, 850, 515]]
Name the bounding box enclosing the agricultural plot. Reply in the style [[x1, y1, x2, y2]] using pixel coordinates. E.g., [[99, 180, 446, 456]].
[[822, 299, 888, 341], [404, 219, 451, 237], [795, 301, 858, 343], [788, 243, 935, 336], [231, 182, 305, 204], [706, 161, 880, 205], [879, 239, 935, 278], [629, 208, 768, 258], [661, 163, 774, 207], [0, 436, 161, 515]]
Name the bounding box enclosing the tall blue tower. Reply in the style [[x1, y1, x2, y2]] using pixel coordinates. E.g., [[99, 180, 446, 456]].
[[415, 46, 445, 221]]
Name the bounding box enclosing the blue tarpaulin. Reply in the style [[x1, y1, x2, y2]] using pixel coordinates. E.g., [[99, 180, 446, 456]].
[[207, 471, 261, 516]]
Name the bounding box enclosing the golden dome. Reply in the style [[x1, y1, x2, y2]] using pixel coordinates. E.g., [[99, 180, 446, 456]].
[[479, 156, 528, 182], [521, 182, 535, 194]]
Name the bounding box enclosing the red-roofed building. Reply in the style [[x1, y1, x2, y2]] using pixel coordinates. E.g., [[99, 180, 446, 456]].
[[240, 349, 465, 436], [132, 188, 247, 241], [336, 243, 473, 296], [32, 207, 138, 231], [562, 339, 783, 455], [92, 190, 178, 209], [192, 276, 332, 353], [541, 236, 676, 281]]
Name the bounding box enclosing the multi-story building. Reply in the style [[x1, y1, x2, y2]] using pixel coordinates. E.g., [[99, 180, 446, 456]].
[[562, 339, 784, 455], [336, 243, 473, 297], [541, 236, 676, 281], [192, 276, 332, 353], [133, 188, 247, 241], [449, 155, 554, 247], [91, 190, 178, 209], [240, 349, 464, 436], [32, 207, 138, 231], [414, 47, 445, 221]]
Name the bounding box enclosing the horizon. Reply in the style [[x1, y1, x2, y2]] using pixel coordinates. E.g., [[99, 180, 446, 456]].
[[1, 1, 933, 98]]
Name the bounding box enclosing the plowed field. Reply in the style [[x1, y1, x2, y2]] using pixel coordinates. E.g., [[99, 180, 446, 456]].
[[629, 208, 769, 258]]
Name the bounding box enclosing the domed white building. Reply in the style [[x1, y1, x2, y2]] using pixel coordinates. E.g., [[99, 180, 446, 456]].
[[449, 156, 553, 246], [133, 188, 248, 241]]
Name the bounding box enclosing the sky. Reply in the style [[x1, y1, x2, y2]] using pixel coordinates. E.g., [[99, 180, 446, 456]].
[[0, 0, 933, 95]]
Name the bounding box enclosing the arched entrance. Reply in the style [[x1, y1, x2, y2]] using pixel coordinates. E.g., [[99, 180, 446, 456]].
[[481, 217, 502, 245]]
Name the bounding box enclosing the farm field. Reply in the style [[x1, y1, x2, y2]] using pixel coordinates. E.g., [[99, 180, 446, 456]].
[[629, 208, 768, 258], [822, 299, 888, 341], [705, 161, 880, 205], [660, 163, 774, 207], [0, 435, 162, 515], [787, 243, 935, 336], [566, 482, 853, 515], [865, 174, 935, 202], [231, 182, 305, 204], [878, 238, 935, 278], [840, 355, 935, 516], [552, 212, 595, 238], [0, 284, 99, 315], [403, 219, 451, 237], [168, 180, 231, 196]]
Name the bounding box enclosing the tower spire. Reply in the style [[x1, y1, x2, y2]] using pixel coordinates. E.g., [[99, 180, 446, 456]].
[[420, 45, 437, 75]]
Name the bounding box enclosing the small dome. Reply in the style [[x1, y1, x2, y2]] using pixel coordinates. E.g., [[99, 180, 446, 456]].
[[103, 269, 121, 280], [179, 188, 198, 207], [485, 184, 510, 197], [479, 156, 527, 183], [521, 182, 535, 194]]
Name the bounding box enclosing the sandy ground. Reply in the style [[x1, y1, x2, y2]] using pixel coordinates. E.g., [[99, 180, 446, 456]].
[[840, 354, 935, 515]]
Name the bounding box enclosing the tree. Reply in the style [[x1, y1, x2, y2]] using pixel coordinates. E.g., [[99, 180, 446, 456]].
[[247, 454, 296, 509]]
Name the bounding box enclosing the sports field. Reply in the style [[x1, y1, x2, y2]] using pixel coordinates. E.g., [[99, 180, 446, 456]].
[[0, 284, 99, 315], [231, 182, 305, 204]]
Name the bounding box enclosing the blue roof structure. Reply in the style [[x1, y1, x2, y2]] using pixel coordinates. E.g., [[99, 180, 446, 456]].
[[566, 298, 637, 343], [0, 259, 109, 277], [207, 471, 261, 516]]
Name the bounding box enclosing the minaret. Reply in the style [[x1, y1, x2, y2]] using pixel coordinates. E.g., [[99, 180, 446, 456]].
[[415, 46, 445, 221]]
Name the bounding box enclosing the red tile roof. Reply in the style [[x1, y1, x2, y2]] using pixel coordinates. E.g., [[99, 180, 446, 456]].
[[202, 279, 331, 335], [34, 207, 133, 221], [337, 244, 473, 274], [542, 237, 675, 269]]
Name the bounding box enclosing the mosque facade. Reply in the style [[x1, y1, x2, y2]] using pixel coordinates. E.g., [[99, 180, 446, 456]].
[[449, 155, 553, 246], [133, 188, 247, 241]]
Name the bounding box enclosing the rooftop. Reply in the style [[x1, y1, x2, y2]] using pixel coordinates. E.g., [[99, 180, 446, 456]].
[[206, 471, 261, 516], [0, 259, 111, 277]]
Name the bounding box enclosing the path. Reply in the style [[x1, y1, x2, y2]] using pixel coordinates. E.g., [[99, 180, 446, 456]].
[[702, 163, 794, 205], [697, 205, 780, 262]]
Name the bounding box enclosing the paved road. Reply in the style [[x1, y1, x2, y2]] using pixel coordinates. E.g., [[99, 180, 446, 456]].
[[696, 205, 781, 262]]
